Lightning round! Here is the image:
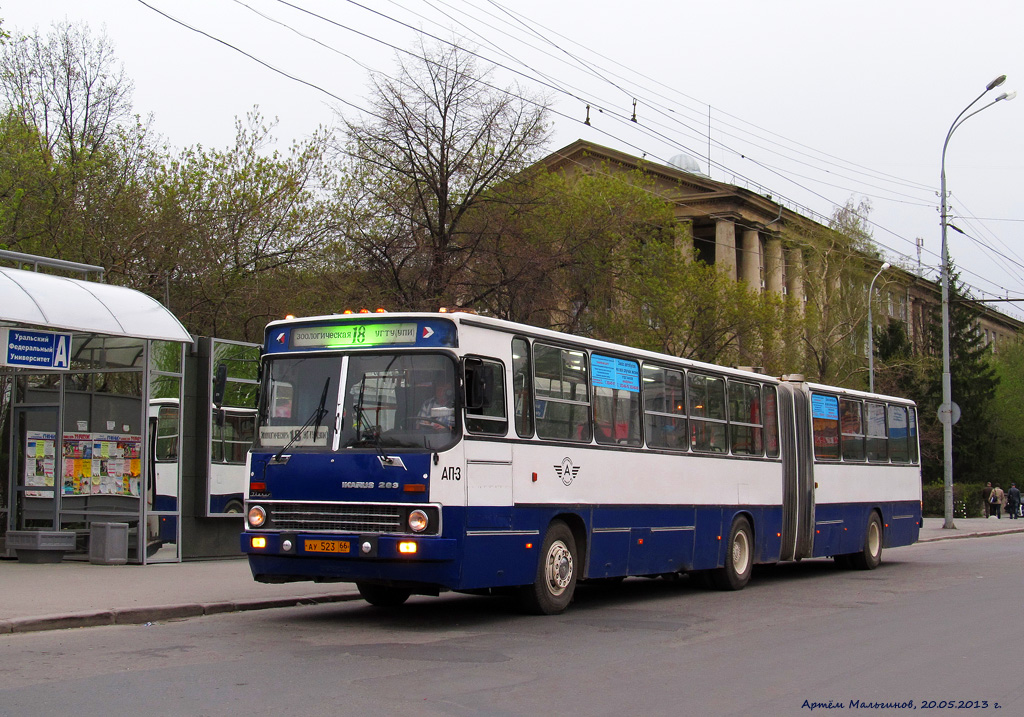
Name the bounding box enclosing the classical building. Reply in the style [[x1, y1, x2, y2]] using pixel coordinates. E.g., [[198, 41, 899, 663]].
[[540, 139, 1023, 355]]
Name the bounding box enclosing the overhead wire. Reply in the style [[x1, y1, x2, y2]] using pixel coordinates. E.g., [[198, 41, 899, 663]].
[[138, 0, 1020, 304]]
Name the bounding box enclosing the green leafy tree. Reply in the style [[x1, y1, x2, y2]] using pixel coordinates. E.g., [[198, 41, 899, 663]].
[[920, 261, 999, 484], [0, 21, 159, 271], [873, 319, 940, 476], [146, 113, 344, 339], [789, 198, 878, 384], [462, 164, 790, 367], [989, 339, 1024, 486]]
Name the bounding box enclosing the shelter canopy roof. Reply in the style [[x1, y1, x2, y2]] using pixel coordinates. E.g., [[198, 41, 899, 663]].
[[0, 266, 191, 343]]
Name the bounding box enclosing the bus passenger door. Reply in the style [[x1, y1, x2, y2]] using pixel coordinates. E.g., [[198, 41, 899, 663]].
[[463, 358, 513, 529], [778, 383, 815, 561], [464, 441, 512, 529]]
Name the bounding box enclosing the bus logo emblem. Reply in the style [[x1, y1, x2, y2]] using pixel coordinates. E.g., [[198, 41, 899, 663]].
[[554, 457, 580, 486]]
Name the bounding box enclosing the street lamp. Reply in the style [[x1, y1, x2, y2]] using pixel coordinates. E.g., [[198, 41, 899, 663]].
[[939, 75, 1015, 530], [867, 262, 890, 393]]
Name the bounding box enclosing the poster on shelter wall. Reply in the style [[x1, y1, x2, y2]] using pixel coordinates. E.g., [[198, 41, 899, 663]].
[[24, 431, 56, 497], [26, 431, 142, 498]]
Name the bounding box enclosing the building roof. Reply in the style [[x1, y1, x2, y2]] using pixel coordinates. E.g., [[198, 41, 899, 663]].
[[0, 266, 192, 343]]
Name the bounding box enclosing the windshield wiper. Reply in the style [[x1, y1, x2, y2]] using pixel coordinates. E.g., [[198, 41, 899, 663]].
[[273, 377, 330, 463]]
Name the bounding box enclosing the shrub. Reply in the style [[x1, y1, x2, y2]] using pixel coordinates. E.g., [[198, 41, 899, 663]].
[[922, 483, 985, 518]]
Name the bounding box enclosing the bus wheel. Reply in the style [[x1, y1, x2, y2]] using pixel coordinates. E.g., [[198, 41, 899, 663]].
[[711, 516, 754, 591], [357, 582, 412, 607], [849, 513, 883, 570], [521, 521, 577, 615]]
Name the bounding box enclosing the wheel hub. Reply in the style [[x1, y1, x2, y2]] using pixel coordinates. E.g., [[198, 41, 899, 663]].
[[547, 541, 573, 594]]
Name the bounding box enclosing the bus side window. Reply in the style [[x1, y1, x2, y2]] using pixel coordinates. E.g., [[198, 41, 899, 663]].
[[888, 405, 909, 463], [156, 404, 179, 462], [534, 343, 591, 443], [763, 385, 780, 458], [728, 380, 762, 456], [908, 407, 919, 464], [810, 393, 840, 461], [512, 338, 533, 438], [592, 355, 641, 447], [688, 372, 726, 453], [865, 401, 888, 462], [643, 365, 687, 451], [840, 398, 865, 461], [465, 358, 508, 436]]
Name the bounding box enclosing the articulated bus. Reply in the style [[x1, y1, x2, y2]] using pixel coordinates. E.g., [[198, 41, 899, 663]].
[[241, 312, 921, 614]]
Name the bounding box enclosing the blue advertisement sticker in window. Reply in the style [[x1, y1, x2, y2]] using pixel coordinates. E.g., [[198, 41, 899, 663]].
[[591, 355, 640, 392], [811, 393, 839, 420]]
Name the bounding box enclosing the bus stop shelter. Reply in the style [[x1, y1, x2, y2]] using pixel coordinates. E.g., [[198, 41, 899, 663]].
[[1, 260, 193, 564]]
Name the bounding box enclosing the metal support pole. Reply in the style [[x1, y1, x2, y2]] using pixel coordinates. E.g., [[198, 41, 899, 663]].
[[939, 75, 1013, 529]]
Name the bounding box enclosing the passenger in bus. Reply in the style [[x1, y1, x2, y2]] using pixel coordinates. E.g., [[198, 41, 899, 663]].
[[419, 379, 455, 428]]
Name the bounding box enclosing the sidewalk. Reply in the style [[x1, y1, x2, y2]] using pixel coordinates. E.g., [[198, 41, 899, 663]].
[[0, 556, 361, 635], [2, 516, 1022, 635]]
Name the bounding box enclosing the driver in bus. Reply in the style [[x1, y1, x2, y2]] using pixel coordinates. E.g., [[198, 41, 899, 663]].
[[419, 378, 455, 428]]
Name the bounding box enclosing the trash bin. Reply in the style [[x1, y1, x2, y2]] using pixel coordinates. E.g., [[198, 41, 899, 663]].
[[89, 523, 129, 565]]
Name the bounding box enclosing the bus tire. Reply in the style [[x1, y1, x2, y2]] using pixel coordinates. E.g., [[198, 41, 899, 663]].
[[521, 521, 577, 615], [357, 582, 412, 607], [849, 512, 883, 570], [711, 516, 754, 591]]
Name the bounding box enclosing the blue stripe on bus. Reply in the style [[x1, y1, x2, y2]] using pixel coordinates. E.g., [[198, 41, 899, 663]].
[[243, 500, 920, 591]]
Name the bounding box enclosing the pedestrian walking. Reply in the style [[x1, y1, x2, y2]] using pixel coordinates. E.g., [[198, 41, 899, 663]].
[[992, 484, 1006, 519], [1008, 483, 1022, 520], [984, 482, 995, 518]]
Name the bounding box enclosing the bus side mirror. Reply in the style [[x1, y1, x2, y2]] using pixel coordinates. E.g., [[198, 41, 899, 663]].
[[464, 360, 493, 410]]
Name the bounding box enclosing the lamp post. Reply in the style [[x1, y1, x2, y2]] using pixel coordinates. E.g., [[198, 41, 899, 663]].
[[939, 75, 1015, 529], [867, 262, 890, 393]]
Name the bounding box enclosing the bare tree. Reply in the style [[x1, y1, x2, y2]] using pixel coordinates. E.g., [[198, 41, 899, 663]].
[[0, 21, 134, 162], [338, 38, 549, 310]]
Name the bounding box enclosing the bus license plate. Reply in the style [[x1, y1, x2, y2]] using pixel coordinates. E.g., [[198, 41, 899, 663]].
[[304, 539, 351, 554]]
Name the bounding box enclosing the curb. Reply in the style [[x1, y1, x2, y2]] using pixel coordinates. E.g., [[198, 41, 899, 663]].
[[918, 526, 1024, 543], [0, 592, 361, 635]]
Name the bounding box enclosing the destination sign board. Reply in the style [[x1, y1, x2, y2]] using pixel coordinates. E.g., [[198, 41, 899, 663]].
[[1, 328, 72, 370]]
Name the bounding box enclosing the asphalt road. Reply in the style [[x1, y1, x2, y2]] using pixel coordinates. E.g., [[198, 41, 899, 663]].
[[1, 535, 1021, 717]]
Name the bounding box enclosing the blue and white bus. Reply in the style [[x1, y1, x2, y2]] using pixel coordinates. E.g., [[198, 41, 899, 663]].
[[241, 312, 921, 614]]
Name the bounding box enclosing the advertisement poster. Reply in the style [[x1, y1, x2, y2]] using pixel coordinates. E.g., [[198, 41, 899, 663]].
[[26, 431, 142, 498]]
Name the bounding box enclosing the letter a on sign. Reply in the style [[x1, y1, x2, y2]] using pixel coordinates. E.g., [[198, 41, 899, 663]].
[[53, 334, 70, 369]]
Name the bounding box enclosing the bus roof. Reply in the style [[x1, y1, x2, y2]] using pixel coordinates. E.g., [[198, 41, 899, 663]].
[[265, 311, 779, 384]]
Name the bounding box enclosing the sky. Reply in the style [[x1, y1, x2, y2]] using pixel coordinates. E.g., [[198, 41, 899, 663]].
[[3, 0, 1023, 318]]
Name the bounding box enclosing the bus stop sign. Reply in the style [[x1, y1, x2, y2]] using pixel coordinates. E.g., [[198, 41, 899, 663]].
[[1, 328, 72, 370]]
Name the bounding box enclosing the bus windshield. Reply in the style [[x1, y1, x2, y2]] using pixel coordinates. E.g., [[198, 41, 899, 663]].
[[256, 353, 458, 452]]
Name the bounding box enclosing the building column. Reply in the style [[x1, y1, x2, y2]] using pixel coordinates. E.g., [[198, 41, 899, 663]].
[[785, 245, 804, 304], [676, 219, 695, 262], [741, 229, 762, 290], [765, 235, 784, 295], [715, 218, 737, 281]]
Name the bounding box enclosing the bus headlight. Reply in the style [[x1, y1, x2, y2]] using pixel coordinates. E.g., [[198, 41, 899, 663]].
[[408, 509, 429, 533], [248, 505, 267, 528]]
